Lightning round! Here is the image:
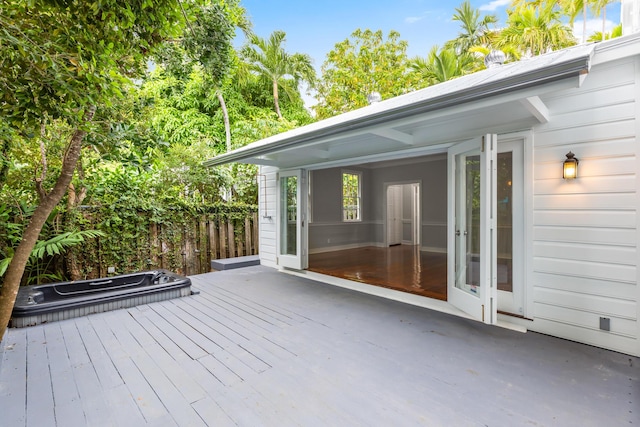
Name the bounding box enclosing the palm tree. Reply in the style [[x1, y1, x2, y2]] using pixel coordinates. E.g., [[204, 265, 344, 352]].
[[512, 0, 592, 44], [588, 23, 622, 41], [242, 31, 315, 119], [410, 46, 476, 85], [445, 1, 498, 54], [495, 3, 576, 57]]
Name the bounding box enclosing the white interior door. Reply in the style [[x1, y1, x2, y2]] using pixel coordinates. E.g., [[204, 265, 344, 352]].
[[448, 135, 497, 324], [278, 170, 307, 270], [387, 185, 402, 246]]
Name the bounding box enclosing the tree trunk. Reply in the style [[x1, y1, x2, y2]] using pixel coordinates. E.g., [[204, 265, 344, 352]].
[[0, 107, 95, 342], [65, 181, 88, 281], [582, 3, 587, 44], [602, 8, 606, 41], [217, 91, 231, 152], [273, 79, 282, 119]]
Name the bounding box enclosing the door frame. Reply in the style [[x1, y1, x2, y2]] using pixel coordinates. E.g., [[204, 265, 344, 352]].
[[276, 169, 308, 270], [496, 131, 533, 319], [495, 137, 525, 316], [447, 135, 498, 324]]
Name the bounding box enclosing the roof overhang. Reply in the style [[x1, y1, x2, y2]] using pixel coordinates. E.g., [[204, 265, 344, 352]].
[[204, 44, 595, 170]]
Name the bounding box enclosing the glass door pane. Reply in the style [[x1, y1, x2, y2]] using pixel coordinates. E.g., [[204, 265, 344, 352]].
[[497, 151, 513, 293], [456, 153, 481, 295], [280, 175, 298, 256]]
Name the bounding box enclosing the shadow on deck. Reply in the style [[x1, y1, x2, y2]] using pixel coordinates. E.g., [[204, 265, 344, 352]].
[[1, 265, 638, 426]]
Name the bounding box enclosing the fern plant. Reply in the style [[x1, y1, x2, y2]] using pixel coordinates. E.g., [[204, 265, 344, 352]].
[[0, 230, 105, 283]]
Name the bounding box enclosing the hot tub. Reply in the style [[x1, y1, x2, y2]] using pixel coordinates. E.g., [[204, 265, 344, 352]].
[[10, 269, 192, 328]]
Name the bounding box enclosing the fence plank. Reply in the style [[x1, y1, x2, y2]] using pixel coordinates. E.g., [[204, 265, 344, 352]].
[[245, 217, 252, 255], [227, 221, 236, 258], [253, 213, 259, 254], [199, 217, 207, 273], [219, 220, 227, 259], [209, 220, 218, 260]]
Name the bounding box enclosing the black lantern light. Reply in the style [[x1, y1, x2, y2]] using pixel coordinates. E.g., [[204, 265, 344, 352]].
[[563, 151, 579, 179]]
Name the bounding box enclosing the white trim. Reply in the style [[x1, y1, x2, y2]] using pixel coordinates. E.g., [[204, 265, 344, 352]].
[[308, 242, 383, 255], [422, 246, 447, 253]]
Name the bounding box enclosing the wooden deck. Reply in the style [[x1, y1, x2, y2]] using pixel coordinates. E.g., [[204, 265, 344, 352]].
[[1, 265, 638, 426]]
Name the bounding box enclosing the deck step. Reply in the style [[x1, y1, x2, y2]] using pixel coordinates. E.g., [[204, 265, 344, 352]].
[[210, 255, 260, 271]]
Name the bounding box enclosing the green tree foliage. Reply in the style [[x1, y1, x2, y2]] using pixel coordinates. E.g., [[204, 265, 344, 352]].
[[314, 29, 414, 119], [242, 30, 316, 119], [0, 0, 189, 341]]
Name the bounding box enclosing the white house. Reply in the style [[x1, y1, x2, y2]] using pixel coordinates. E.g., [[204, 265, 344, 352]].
[[205, 33, 640, 357]]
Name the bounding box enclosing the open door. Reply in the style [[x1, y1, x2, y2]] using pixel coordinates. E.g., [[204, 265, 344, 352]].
[[278, 170, 308, 270], [448, 135, 497, 324]]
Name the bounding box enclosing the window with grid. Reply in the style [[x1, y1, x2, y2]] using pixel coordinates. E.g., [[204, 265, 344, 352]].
[[342, 171, 361, 221]]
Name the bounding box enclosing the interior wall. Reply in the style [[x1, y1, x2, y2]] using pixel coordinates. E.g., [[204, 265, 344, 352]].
[[309, 166, 374, 252], [370, 157, 447, 251], [309, 156, 447, 253]]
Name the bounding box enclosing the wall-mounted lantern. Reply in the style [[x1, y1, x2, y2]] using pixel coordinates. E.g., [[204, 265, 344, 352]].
[[563, 151, 579, 179]]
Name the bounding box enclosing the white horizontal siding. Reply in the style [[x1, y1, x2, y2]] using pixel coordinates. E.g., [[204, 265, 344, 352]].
[[533, 271, 636, 300], [530, 56, 638, 355], [534, 226, 637, 246], [259, 166, 278, 266]]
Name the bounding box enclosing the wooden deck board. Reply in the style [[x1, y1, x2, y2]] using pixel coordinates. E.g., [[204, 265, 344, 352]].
[[1, 265, 638, 426], [0, 328, 27, 426], [42, 324, 85, 426], [75, 316, 124, 390], [119, 309, 208, 404], [25, 327, 55, 427]]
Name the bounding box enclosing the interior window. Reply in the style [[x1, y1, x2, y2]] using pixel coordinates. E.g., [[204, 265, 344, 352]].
[[342, 171, 361, 221]]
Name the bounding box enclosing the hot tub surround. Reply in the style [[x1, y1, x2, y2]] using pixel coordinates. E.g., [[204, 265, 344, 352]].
[[10, 269, 192, 328]]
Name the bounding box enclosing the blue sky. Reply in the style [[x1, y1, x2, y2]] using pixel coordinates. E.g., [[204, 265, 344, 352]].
[[239, 0, 621, 71]]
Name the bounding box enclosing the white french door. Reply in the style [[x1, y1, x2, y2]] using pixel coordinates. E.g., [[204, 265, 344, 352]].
[[277, 170, 308, 270], [448, 135, 497, 324]]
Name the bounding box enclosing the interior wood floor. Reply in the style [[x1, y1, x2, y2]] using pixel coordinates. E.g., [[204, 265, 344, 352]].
[[308, 245, 447, 301]]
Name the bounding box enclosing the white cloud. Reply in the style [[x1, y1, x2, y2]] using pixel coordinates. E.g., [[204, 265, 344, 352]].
[[405, 16, 425, 24], [479, 0, 510, 12]]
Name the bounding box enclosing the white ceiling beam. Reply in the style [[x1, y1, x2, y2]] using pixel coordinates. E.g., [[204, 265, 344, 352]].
[[520, 96, 550, 124], [370, 128, 415, 145]]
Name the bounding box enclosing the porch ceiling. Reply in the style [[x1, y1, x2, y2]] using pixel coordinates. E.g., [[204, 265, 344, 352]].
[[251, 97, 544, 170]]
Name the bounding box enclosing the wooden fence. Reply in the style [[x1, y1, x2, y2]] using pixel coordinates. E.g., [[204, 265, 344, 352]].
[[86, 212, 259, 279], [149, 213, 259, 276]]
